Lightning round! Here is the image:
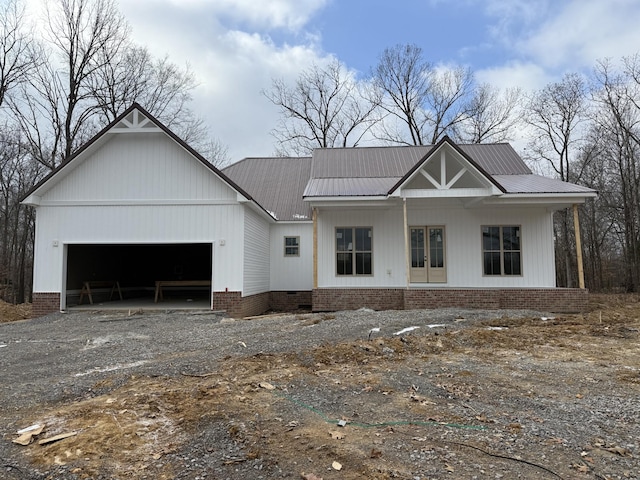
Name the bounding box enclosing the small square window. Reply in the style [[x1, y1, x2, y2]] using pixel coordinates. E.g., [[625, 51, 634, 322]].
[[284, 236, 300, 256]]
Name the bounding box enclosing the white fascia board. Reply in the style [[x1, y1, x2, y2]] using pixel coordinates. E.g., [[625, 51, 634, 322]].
[[37, 199, 240, 206], [400, 187, 499, 198], [110, 127, 162, 133], [306, 197, 393, 209], [273, 220, 313, 224], [244, 201, 277, 222], [304, 195, 388, 202], [236, 192, 250, 202], [21, 194, 41, 206], [484, 192, 596, 204]]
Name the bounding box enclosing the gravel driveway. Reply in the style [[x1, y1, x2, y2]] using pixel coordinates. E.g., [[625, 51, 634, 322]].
[[2, 308, 526, 412], [1, 306, 639, 479]]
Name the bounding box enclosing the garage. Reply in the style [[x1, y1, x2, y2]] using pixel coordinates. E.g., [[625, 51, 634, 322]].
[[65, 243, 213, 308], [24, 105, 271, 318]]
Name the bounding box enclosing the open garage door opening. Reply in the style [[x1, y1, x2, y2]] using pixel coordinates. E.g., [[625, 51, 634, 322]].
[[65, 243, 212, 308]]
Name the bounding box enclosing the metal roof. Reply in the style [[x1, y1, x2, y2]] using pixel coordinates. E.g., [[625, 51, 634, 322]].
[[223, 142, 596, 220], [311, 147, 426, 178], [493, 174, 596, 194], [304, 177, 400, 197], [223, 157, 313, 221], [311, 143, 531, 178], [457, 143, 531, 175]]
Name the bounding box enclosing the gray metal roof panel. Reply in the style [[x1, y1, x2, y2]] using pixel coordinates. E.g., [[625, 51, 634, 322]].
[[223, 157, 313, 221], [311, 143, 531, 178], [458, 144, 531, 175], [311, 146, 428, 178], [304, 177, 400, 197], [493, 174, 597, 194]]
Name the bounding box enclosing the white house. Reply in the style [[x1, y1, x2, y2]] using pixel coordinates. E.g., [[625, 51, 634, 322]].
[[23, 104, 597, 317]]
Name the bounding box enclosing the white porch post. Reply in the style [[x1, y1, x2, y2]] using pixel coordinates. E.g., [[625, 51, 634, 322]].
[[403, 198, 410, 287], [313, 207, 318, 289]]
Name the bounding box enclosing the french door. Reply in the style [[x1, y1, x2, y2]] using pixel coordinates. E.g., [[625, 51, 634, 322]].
[[409, 226, 446, 283]]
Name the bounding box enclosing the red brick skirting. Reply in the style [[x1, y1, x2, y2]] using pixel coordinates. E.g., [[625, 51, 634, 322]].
[[212, 291, 270, 318], [269, 291, 313, 311], [313, 288, 404, 312], [313, 288, 588, 313], [32, 292, 61, 318], [34, 287, 582, 319]]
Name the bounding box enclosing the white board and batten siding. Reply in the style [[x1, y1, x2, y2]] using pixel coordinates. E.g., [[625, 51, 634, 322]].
[[316, 208, 407, 288], [316, 204, 556, 289], [41, 133, 237, 203], [32, 131, 246, 294], [406, 205, 556, 287], [269, 223, 313, 291], [243, 209, 271, 296]]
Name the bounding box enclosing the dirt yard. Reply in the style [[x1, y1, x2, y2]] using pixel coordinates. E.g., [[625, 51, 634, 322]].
[[1, 295, 639, 479]]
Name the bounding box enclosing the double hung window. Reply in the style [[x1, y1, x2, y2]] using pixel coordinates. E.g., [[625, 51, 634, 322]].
[[482, 226, 521, 276], [336, 227, 372, 275], [284, 236, 300, 256]]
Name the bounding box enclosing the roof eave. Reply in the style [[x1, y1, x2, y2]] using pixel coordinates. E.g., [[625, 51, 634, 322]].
[[482, 192, 597, 205], [304, 195, 389, 202]]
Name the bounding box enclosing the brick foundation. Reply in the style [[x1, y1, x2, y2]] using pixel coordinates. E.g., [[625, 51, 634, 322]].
[[269, 291, 313, 311], [212, 291, 271, 318], [313, 288, 404, 312], [313, 288, 588, 313], [34, 287, 584, 319], [32, 292, 61, 318]]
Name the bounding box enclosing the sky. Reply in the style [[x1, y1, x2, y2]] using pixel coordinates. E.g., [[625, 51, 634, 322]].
[[25, 0, 640, 162]]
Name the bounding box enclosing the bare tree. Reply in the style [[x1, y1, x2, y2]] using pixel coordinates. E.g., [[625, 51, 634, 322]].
[[46, 0, 129, 159], [0, 124, 43, 302], [370, 44, 477, 145], [525, 73, 588, 287], [263, 59, 381, 155], [0, 0, 38, 107], [426, 65, 475, 144], [11, 0, 221, 170], [10, 0, 130, 168], [370, 44, 430, 145], [590, 58, 640, 291], [92, 47, 195, 125], [90, 45, 228, 163], [526, 73, 588, 181], [457, 84, 523, 143]]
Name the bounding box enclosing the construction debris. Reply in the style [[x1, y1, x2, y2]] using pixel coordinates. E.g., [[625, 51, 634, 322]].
[[13, 424, 45, 446], [38, 431, 78, 446]]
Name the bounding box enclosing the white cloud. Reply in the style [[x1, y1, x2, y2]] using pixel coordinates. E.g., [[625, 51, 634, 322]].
[[476, 61, 551, 92], [160, 0, 328, 31], [187, 31, 328, 159], [118, 1, 333, 160], [521, 0, 640, 70]]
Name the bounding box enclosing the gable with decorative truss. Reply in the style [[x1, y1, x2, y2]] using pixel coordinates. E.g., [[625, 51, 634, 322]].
[[394, 143, 503, 199], [110, 109, 162, 133]]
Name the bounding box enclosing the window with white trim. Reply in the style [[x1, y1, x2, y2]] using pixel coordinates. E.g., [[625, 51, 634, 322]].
[[336, 227, 372, 275], [284, 236, 300, 256], [482, 226, 521, 276]]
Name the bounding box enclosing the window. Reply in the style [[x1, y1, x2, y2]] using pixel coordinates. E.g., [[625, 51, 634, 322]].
[[482, 226, 521, 276], [336, 227, 372, 275], [284, 236, 300, 256]]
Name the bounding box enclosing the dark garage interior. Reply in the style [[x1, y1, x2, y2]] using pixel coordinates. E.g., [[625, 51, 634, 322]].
[[66, 243, 212, 305]]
